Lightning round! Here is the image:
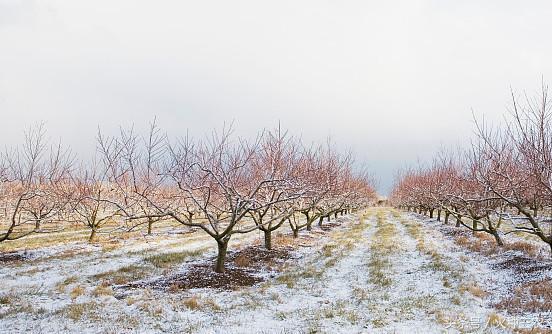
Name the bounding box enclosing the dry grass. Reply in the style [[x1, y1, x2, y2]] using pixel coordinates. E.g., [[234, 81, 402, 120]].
[[92, 284, 114, 297], [276, 272, 296, 288], [0, 218, 190, 253], [70, 285, 86, 299], [92, 264, 151, 285], [183, 296, 201, 310], [368, 211, 396, 287], [203, 298, 222, 311], [56, 276, 78, 293], [495, 278, 552, 313], [453, 232, 498, 255], [435, 310, 454, 327], [274, 213, 366, 290], [234, 253, 251, 267], [459, 284, 488, 299], [272, 235, 297, 248], [402, 220, 455, 275], [0, 225, 89, 253], [504, 241, 538, 258], [321, 243, 338, 257], [144, 248, 206, 268], [0, 294, 13, 305], [455, 236, 470, 247], [59, 301, 100, 321], [453, 229, 539, 259]]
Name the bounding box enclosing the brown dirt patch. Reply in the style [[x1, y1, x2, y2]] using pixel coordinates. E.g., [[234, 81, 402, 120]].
[[493, 255, 550, 275], [123, 245, 294, 291], [0, 251, 27, 263], [441, 228, 471, 238], [156, 263, 262, 290], [227, 245, 293, 270], [319, 222, 342, 231]]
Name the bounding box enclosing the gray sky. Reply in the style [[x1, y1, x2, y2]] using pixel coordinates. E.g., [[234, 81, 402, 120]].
[[1, 0, 552, 194]]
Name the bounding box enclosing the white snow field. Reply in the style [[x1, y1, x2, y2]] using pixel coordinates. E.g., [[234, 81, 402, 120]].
[[1, 208, 550, 333]]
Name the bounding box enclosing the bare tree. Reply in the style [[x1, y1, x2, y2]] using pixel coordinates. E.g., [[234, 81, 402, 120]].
[[474, 87, 552, 253], [0, 124, 72, 242], [249, 126, 304, 249], [67, 130, 130, 242]]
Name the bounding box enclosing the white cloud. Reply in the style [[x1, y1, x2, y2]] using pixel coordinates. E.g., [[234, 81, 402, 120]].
[[1, 0, 551, 193]]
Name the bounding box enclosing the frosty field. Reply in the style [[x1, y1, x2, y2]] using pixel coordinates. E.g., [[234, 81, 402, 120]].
[[1, 208, 550, 334]]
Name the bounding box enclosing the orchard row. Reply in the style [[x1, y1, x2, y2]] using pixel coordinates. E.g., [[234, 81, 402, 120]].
[[0, 123, 376, 272], [392, 85, 552, 256]]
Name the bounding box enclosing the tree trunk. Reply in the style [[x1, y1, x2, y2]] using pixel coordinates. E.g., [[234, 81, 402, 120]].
[[327, 215, 330, 222], [491, 230, 504, 246], [437, 210, 441, 222], [334, 212, 338, 219], [472, 219, 477, 235], [88, 228, 97, 243], [429, 209, 434, 219], [293, 228, 298, 238], [456, 215, 462, 228], [318, 216, 324, 227], [35, 220, 41, 231], [147, 219, 153, 235], [215, 239, 229, 273], [264, 230, 272, 250], [444, 212, 450, 225]]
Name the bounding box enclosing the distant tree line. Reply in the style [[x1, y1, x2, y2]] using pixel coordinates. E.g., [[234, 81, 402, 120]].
[[391, 84, 552, 256]]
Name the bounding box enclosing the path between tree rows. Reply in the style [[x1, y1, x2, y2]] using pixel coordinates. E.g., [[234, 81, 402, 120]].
[[0, 208, 531, 333]]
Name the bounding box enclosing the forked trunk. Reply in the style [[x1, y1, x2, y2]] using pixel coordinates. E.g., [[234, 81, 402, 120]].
[[88, 228, 97, 243], [289, 218, 299, 238], [491, 230, 504, 246]]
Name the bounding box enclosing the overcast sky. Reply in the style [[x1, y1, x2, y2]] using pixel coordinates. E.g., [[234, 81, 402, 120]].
[[1, 0, 552, 194]]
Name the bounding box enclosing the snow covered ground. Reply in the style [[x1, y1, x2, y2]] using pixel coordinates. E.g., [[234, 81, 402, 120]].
[[0, 208, 550, 333]]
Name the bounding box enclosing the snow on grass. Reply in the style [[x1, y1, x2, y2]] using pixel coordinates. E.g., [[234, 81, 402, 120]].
[[2, 208, 549, 333], [409, 211, 552, 332]]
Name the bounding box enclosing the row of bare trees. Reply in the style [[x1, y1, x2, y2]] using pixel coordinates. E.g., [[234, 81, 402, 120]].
[[391, 84, 552, 257], [0, 123, 376, 272]]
